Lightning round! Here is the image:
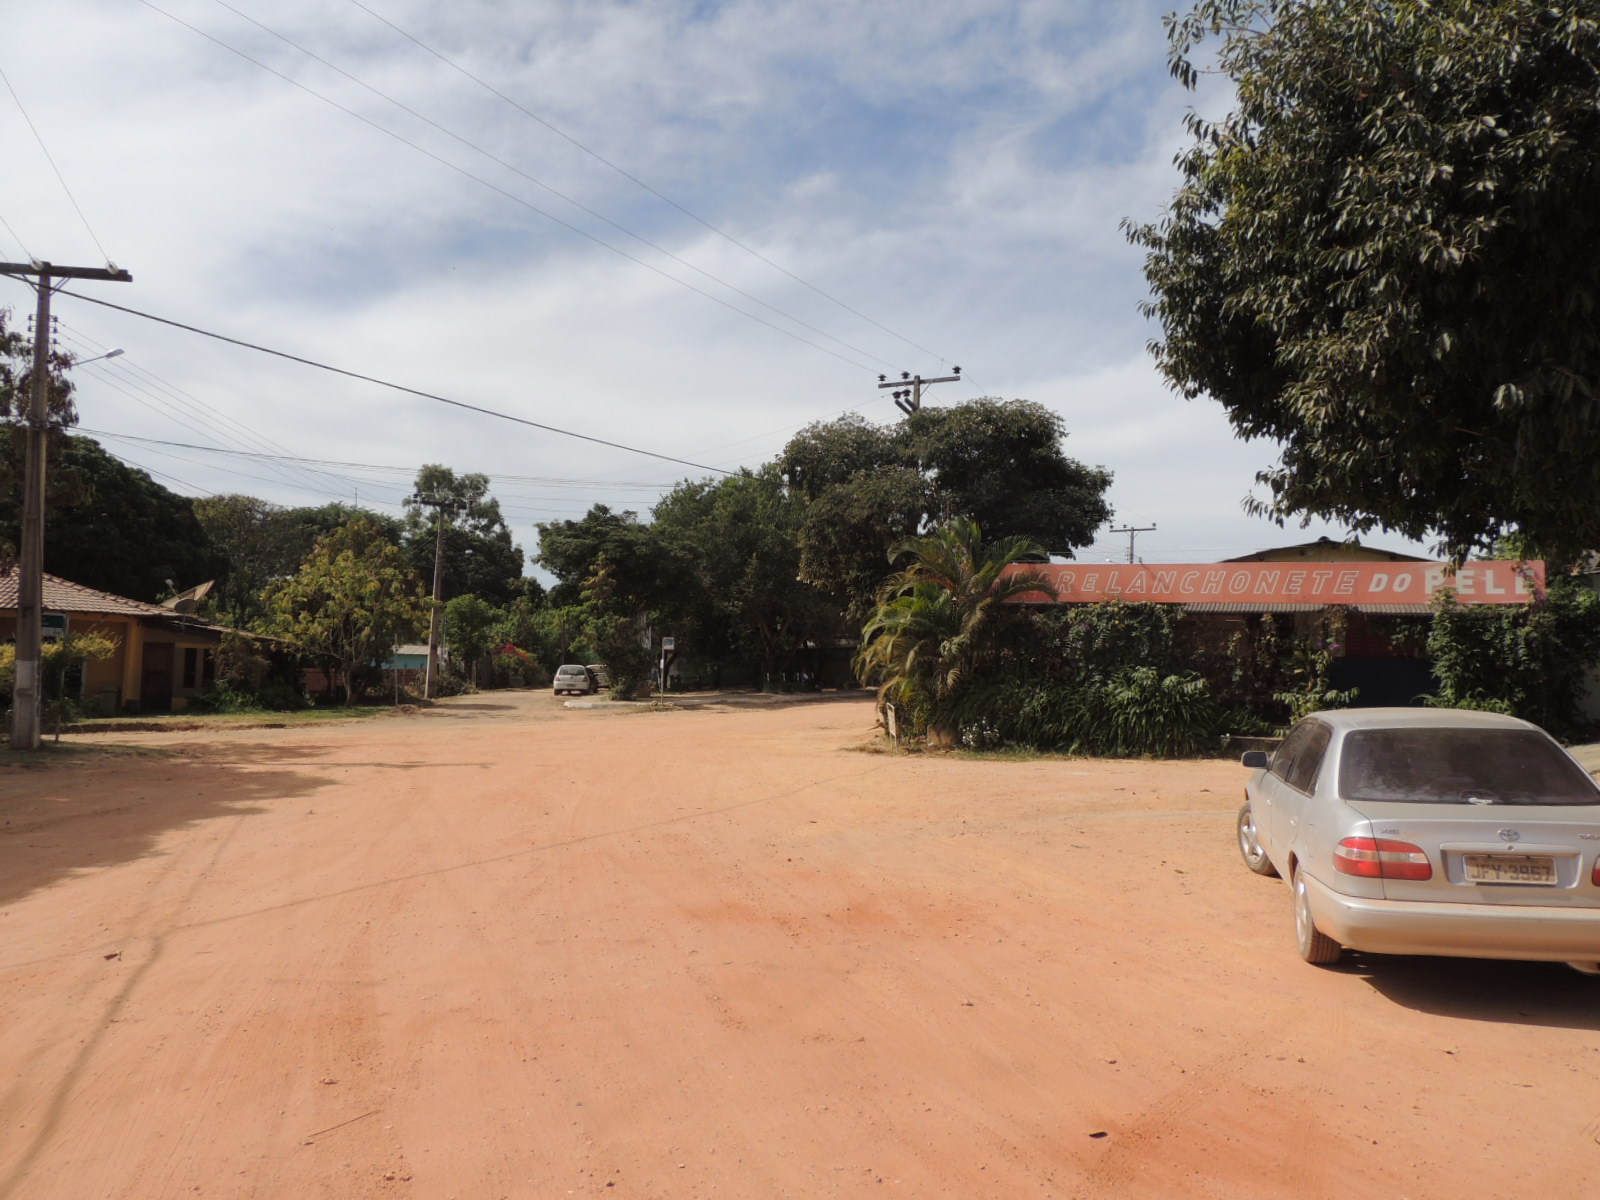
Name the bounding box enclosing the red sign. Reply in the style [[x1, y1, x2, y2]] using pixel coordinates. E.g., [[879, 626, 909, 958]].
[[1009, 561, 1543, 606]]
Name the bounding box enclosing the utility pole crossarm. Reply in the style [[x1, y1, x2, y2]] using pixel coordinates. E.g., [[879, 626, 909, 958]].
[[1110, 523, 1158, 564], [876, 367, 962, 416], [0, 262, 132, 283]]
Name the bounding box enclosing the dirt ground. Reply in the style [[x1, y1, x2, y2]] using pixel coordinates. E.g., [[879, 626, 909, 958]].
[[3, 690, 1598, 1200]]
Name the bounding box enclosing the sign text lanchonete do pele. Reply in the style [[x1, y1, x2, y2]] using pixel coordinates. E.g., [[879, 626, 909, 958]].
[[1007, 562, 1544, 606]]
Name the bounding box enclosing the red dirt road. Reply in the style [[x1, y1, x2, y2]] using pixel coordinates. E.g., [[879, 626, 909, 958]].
[[3, 692, 1599, 1200]]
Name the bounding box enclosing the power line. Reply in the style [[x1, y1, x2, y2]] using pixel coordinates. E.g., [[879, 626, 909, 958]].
[[134, 0, 876, 373], [60, 325, 357, 497], [201, 0, 896, 373], [77, 427, 679, 491], [0, 209, 31, 262], [344, 0, 954, 370], [0, 64, 116, 266], [59, 288, 734, 476]]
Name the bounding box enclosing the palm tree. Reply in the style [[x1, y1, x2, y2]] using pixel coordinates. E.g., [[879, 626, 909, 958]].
[[855, 516, 1054, 744]]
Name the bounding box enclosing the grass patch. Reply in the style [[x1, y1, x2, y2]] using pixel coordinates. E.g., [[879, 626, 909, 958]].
[[0, 741, 184, 769], [59, 705, 401, 735]]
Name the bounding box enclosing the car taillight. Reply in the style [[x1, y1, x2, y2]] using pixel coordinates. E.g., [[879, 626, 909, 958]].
[[1593, 857, 1600, 887], [1334, 837, 1433, 881]]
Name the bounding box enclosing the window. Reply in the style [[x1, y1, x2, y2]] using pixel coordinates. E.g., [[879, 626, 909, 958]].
[[1269, 722, 1314, 783], [1340, 728, 1600, 806], [1271, 720, 1332, 794], [182, 647, 200, 690], [1286, 722, 1331, 794]]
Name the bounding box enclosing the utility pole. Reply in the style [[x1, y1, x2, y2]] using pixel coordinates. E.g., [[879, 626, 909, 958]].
[[1110, 523, 1157, 564], [408, 492, 453, 699], [878, 366, 962, 416], [0, 260, 132, 750]]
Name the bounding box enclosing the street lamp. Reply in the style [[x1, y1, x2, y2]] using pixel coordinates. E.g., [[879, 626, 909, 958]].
[[72, 348, 124, 366]]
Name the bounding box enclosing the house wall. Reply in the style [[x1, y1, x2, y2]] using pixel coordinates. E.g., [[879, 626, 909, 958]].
[[2, 611, 220, 714]]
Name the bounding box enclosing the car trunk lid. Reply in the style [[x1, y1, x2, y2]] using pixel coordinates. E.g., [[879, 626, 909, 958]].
[[1347, 801, 1600, 906]]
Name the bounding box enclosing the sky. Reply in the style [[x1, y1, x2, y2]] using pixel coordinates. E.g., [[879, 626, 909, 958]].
[[1, 0, 1432, 579]]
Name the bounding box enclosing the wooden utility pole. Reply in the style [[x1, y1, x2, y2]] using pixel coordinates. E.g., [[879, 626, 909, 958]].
[[0, 260, 132, 750], [408, 492, 453, 699], [878, 367, 961, 416], [1111, 523, 1157, 564]]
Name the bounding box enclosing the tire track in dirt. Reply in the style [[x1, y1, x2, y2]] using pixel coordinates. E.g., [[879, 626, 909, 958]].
[[0, 742, 436, 1200], [0, 809, 253, 1197]]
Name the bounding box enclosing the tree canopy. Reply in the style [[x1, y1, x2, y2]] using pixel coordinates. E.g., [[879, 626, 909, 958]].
[[534, 504, 682, 611], [2, 307, 80, 568], [856, 517, 1054, 740], [402, 465, 525, 605], [0, 435, 227, 601], [782, 400, 1110, 619], [1128, 0, 1600, 561], [0, 306, 75, 429], [194, 494, 315, 621], [266, 517, 427, 703], [650, 466, 833, 682]]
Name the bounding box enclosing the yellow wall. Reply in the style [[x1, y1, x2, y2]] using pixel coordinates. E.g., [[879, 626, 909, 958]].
[[3, 612, 220, 714]]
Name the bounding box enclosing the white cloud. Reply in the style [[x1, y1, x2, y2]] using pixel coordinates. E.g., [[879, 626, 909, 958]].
[[1, 0, 1431, 572]]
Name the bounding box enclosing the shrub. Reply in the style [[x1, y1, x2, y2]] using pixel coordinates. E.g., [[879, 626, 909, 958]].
[[1427, 582, 1600, 738], [1072, 668, 1221, 758], [941, 669, 1221, 758]]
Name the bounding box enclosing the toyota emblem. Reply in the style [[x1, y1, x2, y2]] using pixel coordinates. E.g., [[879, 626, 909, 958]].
[[1498, 829, 1521, 843]]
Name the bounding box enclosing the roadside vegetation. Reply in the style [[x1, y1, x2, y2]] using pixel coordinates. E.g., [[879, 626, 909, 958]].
[[857, 521, 1600, 754], [7, 2, 1600, 748]]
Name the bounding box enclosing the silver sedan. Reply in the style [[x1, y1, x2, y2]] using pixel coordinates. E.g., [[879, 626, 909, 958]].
[[1237, 708, 1600, 973]]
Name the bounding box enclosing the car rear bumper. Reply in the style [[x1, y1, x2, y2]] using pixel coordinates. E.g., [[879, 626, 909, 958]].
[[1304, 873, 1600, 962]]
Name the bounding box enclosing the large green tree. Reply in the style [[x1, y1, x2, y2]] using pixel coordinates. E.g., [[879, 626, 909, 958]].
[[1128, 0, 1600, 560], [402, 465, 524, 605], [265, 517, 427, 703], [651, 466, 833, 683], [782, 399, 1110, 620], [534, 504, 683, 611], [193, 494, 316, 621], [0, 435, 226, 601], [290, 501, 403, 547], [5, 313, 231, 601], [2, 307, 77, 568]]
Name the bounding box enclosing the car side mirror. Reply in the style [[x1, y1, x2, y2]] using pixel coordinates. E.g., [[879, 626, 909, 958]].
[[1241, 750, 1270, 769]]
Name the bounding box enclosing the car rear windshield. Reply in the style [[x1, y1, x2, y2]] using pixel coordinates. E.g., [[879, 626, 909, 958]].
[[1339, 728, 1600, 806]]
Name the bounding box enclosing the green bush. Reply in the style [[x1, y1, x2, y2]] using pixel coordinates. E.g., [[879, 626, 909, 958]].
[[188, 679, 310, 713], [1073, 668, 1221, 758], [1426, 582, 1600, 738], [928, 580, 1600, 755], [942, 669, 1221, 758]]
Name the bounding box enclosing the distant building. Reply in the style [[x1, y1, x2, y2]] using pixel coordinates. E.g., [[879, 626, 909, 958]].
[[1222, 535, 1432, 565], [1017, 541, 1542, 708]]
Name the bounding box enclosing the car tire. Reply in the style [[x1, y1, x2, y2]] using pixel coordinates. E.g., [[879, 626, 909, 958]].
[[1293, 870, 1342, 965], [1236, 803, 1278, 877]]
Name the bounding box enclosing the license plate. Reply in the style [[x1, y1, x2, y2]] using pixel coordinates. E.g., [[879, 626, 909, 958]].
[[1463, 854, 1557, 885]]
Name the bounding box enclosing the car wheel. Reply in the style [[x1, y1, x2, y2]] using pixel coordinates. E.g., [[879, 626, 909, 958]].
[[1293, 870, 1342, 965], [1236, 803, 1278, 877]]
